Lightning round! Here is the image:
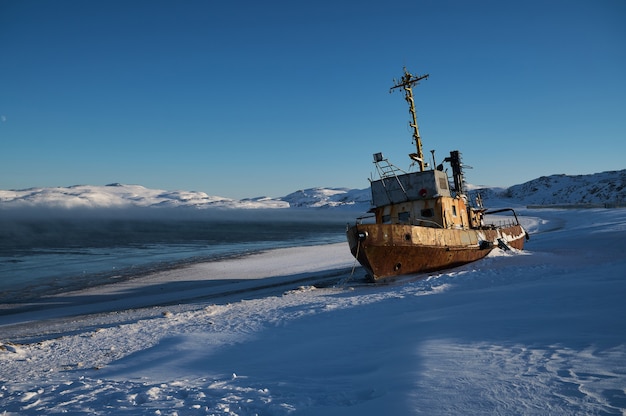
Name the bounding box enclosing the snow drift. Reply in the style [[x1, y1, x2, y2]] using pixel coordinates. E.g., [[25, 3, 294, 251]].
[[1, 208, 625, 415]]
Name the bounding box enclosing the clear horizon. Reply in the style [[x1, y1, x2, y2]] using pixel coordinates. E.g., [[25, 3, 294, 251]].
[[1, 0, 625, 199]]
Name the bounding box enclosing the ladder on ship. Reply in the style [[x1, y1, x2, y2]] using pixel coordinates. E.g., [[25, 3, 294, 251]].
[[372, 153, 410, 202], [374, 155, 405, 179]]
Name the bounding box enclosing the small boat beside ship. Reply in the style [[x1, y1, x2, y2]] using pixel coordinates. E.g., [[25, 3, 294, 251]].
[[347, 68, 529, 282]]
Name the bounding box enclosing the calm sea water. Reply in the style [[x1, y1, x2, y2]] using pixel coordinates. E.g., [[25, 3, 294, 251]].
[[0, 211, 351, 303]]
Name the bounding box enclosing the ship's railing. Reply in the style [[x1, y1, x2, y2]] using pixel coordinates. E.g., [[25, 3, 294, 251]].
[[483, 208, 521, 227], [354, 214, 376, 225], [411, 218, 444, 228], [484, 218, 519, 228]]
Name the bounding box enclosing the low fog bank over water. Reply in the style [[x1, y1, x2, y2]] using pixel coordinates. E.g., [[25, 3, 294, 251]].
[[0, 207, 355, 303], [1, 207, 355, 248]]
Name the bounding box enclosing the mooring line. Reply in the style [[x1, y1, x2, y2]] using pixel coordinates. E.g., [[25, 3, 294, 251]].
[[337, 240, 360, 287]]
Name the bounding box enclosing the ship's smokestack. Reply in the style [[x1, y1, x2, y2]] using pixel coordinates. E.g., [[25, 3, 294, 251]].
[[446, 150, 465, 195]]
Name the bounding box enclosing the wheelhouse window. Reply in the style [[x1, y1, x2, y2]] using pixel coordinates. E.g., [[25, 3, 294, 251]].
[[398, 211, 410, 222], [452, 206, 457, 216]]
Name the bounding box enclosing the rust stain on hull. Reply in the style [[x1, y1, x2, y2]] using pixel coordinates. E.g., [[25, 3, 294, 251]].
[[347, 223, 527, 281]]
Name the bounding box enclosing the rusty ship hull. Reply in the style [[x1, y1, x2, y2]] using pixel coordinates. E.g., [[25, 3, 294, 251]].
[[347, 222, 526, 281]]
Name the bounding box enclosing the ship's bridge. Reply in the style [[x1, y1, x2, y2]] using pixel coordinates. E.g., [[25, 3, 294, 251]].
[[371, 169, 451, 208]]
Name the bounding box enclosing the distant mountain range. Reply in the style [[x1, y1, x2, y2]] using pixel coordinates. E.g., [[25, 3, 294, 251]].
[[1, 170, 624, 210], [500, 170, 626, 206]]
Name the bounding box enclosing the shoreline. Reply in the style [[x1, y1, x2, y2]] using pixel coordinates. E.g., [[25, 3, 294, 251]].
[[0, 242, 355, 336]]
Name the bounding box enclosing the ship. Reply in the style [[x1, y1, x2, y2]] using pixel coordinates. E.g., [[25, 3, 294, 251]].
[[346, 68, 529, 282]]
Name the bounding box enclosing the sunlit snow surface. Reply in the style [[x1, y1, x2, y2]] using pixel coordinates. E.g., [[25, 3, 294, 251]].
[[1, 208, 625, 415]]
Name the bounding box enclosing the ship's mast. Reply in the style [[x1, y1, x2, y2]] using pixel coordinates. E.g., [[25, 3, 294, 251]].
[[390, 68, 429, 171]]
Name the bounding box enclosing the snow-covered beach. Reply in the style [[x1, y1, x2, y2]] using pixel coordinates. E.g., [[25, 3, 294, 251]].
[[1, 206, 625, 415]]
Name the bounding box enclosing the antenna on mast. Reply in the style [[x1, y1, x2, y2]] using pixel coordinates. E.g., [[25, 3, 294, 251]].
[[390, 67, 429, 171]]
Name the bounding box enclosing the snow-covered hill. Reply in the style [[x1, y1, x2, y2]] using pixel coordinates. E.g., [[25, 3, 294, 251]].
[[1, 169, 624, 210], [281, 187, 371, 209], [0, 183, 289, 210], [498, 170, 626, 206], [0, 184, 371, 211]]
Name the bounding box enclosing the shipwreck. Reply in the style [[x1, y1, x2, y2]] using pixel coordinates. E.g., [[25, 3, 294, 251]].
[[346, 68, 529, 281]]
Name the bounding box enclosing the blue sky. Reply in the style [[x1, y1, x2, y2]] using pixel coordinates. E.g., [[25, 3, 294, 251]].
[[1, 0, 625, 199]]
